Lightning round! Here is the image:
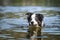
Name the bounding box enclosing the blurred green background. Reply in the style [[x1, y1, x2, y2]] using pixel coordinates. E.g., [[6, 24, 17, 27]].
[[0, 0, 60, 6]]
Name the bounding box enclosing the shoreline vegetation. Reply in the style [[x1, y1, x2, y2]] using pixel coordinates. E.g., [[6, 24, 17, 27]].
[[0, 0, 60, 7]]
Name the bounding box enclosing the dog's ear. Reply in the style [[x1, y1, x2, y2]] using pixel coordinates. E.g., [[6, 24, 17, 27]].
[[38, 14, 44, 18], [26, 12, 32, 15], [36, 14, 44, 22]]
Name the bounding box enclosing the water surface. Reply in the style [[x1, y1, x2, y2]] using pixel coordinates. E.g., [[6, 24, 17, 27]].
[[0, 6, 60, 40]]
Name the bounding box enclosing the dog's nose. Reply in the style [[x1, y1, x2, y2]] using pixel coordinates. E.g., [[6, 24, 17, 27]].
[[31, 22, 33, 25]]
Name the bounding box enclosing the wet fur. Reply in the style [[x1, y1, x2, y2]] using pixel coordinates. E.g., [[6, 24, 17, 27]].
[[26, 12, 44, 39]]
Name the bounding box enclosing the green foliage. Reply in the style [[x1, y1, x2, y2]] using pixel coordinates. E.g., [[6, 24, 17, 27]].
[[0, 0, 60, 6]]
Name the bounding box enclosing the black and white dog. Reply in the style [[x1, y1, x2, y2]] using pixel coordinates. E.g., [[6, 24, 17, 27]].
[[26, 12, 44, 27], [26, 12, 44, 39]]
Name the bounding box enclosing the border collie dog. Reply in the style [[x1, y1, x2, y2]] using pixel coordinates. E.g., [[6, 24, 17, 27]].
[[26, 12, 44, 27]]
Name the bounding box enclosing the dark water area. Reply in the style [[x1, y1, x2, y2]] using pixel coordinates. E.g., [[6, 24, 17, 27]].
[[0, 6, 60, 40]]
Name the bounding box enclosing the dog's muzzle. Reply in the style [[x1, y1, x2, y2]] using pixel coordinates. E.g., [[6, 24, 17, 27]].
[[31, 22, 34, 25]]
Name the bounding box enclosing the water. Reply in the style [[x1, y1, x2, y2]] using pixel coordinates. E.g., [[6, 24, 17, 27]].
[[0, 6, 60, 40], [0, 6, 60, 12]]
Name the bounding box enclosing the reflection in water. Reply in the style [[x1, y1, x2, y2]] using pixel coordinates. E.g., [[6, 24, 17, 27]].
[[0, 15, 60, 29], [0, 6, 60, 12], [0, 6, 60, 40], [44, 16, 60, 27]]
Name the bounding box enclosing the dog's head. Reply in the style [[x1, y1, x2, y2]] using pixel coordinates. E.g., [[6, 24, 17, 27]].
[[26, 12, 44, 27]]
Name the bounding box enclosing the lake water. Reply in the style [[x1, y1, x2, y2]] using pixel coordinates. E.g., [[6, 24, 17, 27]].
[[0, 6, 60, 12], [0, 6, 60, 40]]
